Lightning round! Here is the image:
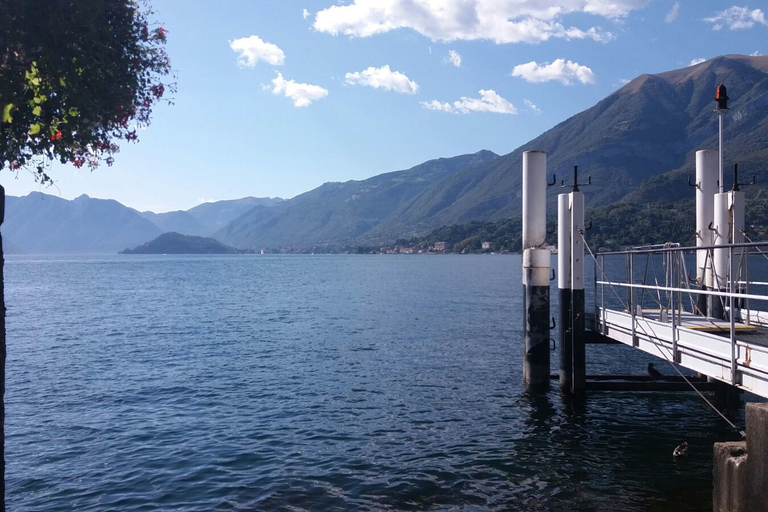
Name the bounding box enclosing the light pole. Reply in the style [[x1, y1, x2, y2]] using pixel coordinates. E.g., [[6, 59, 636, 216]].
[[715, 84, 728, 193]]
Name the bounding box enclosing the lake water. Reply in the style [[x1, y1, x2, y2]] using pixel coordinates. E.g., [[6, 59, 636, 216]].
[[5, 254, 746, 511]]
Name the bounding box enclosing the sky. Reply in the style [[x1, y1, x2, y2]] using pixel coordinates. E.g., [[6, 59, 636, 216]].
[[4, 1, 767, 212]]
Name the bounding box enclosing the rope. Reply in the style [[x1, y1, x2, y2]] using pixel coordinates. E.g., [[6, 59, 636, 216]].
[[581, 232, 746, 437], [743, 231, 768, 264]]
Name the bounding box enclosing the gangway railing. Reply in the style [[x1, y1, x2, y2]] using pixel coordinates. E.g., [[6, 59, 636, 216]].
[[591, 241, 768, 399]]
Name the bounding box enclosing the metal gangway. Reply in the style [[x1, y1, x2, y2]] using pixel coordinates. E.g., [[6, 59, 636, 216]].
[[592, 240, 768, 399]]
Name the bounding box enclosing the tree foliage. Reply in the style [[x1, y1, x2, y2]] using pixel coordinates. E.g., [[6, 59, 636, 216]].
[[0, 0, 173, 183]]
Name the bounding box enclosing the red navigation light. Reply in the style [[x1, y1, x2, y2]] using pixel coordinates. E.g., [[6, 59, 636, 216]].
[[715, 83, 728, 110]]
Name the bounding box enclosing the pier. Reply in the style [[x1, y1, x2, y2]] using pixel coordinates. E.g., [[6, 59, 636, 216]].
[[519, 84, 768, 511]]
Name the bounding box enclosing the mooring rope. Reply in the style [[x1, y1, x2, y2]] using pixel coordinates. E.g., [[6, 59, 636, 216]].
[[580, 232, 747, 437], [743, 231, 768, 264]]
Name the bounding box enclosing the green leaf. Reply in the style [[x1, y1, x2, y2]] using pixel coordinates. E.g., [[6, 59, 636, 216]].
[[1, 104, 13, 124], [29, 123, 41, 135], [32, 106, 42, 116], [68, 107, 79, 117]]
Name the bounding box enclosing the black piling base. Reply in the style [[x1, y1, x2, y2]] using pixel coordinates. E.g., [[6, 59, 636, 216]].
[[572, 288, 586, 395], [558, 288, 572, 393], [523, 284, 550, 389]]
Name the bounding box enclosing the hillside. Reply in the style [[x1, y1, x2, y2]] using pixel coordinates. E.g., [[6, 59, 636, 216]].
[[215, 150, 499, 249], [120, 232, 241, 254], [216, 55, 768, 249], [362, 54, 768, 240]]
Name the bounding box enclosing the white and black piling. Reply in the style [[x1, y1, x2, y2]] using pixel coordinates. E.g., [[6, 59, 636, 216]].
[[557, 194, 572, 393], [522, 151, 551, 389], [557, 167, 587, 395], [695, 149, 718, 315], [711, 192, 729, 319]]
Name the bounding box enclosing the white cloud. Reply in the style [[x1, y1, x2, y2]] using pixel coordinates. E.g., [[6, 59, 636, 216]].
[[230, 36, 285, 67], [689, 57, 706, 66], [271, 73, 329, 107], [665, 2, 679, 23], [705, 6, 767, 30], [313, 0, 647, 44], [447, 50, 462, 67], [421, 89, 518, 114], [525, 99, 541, 113], [751, 50, 762, 56], [512, 59, 597, 85], [344, 65, 418, 94], [303, 8, 310, 19]]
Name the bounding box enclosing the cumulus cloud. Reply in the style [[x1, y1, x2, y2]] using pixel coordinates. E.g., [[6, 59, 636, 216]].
[[303, 8, 310, 19], [665, 2, 679, 23], [447, 50, 462, 67], [525, 99, 541, 113], [344, 65, 418, 94], [689, 57, 706, 66], [313, 0, 646, 44], [230, 35, 286, 67], [705, 6, 767, 30], [511, 59, 597, 85], [421, 89, 517, 114], [271, 73, 329, 107]]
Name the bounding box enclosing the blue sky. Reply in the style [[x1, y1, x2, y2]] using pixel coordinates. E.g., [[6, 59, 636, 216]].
[[5, 1, 767, 212]]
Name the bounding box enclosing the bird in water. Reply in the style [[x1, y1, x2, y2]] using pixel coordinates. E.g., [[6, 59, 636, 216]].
[[648, 363, 663, 381], [673, 441, 689, 457]]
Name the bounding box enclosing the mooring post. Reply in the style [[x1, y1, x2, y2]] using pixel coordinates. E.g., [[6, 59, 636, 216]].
[[712, 192, 729, 320], [522, 151, 550, 389], [557, 194, 572, 392], [570, 189, 586, 395], [695, 150, 717, 316]]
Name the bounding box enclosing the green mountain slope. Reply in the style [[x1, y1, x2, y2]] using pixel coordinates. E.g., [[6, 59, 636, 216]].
[[215, 150, 499, 248], [365, 54, 768, 241]]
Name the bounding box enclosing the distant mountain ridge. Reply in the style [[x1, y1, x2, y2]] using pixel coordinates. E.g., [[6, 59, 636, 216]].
[[137, 197, 283, 236], [3, 193, 280, 253]]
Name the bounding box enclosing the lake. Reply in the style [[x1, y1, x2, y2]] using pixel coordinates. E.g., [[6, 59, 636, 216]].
[[5, 254, 743, 510]]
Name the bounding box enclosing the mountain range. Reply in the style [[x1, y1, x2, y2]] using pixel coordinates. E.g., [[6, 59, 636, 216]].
[[215, 54, 768, 249], [3, 194, 281, 253], [4, 55, 768, 253]]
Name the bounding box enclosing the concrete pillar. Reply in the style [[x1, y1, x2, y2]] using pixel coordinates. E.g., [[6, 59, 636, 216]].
[[570, 191, 586, 395], [521, 151, 550, 388], [557, 194, 572, 393], [714, 403, 768, 512], [522, 151, 547, 249], [696, 150, 718, 315], [711, 192, 729, 319]]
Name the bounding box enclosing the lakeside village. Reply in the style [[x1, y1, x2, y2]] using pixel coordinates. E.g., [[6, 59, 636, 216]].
[[264, 241, 560, 255]]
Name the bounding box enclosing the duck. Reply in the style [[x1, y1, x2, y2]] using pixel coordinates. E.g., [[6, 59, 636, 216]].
[[648, 363, 663, 381], [673, 441, 689, 457]]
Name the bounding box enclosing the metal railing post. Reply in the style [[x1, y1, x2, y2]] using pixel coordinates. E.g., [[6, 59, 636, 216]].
[[730, 245, 736, 385]]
